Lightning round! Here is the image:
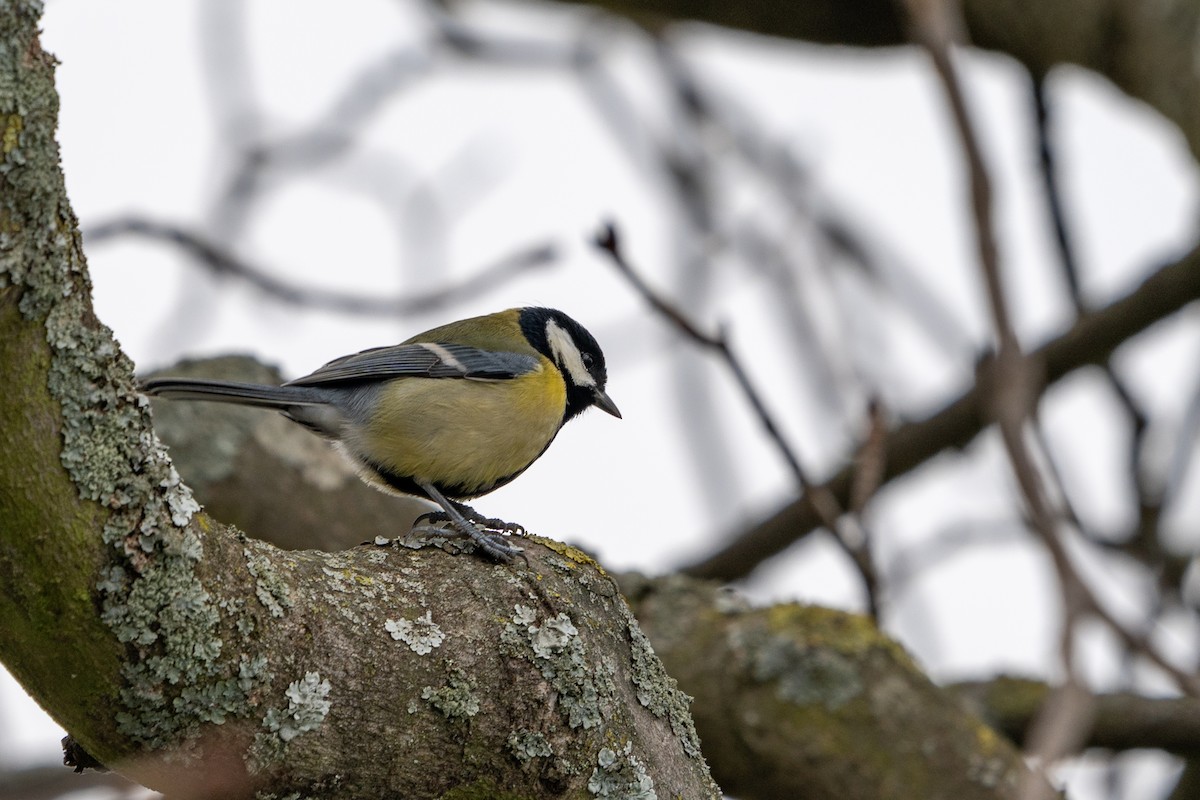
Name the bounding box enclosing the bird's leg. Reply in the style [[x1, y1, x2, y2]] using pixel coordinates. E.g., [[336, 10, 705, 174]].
[[413, 480, 523, 562], [413, 497, 526, 536], [415, 504, 524, 536]]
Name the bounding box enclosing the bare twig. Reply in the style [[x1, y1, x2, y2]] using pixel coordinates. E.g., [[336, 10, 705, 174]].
[[902, 4, 1094, 795], [429, 6, 582, 66], [1031, 75, 1085, 314], [659, 38, 975, 360], [594, 221, 883, 616], [1030, 73, 1167, 571], [1167, 377, 1200, 510], [593, 223, 814, 484], [85, 217, 557, 316], [850, 399, 888, 516], [576, 27, 768, 532]]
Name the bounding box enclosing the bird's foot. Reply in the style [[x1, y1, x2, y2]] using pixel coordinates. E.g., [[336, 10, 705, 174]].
[[411, 511, 525, 563], [455, 506, 527, 537]]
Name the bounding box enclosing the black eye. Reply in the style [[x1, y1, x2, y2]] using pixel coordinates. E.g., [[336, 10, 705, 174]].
[[582, 352, 594, 368]]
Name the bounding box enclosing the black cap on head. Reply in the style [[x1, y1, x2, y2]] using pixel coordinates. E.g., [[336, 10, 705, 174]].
[[519, 307, 619, 422]]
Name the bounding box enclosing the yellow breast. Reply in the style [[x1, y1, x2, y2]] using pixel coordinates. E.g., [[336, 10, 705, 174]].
[[355, 359, 567, 497]]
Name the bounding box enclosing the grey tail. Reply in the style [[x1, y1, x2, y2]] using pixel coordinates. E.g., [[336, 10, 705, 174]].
[[140, 377, 327, 409]]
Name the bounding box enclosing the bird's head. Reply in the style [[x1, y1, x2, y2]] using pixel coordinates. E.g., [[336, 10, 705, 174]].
[[519, 307, 621, 423]]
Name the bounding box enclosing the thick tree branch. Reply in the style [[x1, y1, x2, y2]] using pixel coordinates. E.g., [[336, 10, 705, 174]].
[[618, 573, 1043, 800]]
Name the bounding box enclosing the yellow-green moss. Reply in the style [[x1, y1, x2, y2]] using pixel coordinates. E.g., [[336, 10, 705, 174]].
[[765, 603, 921, 672], [1, 112, 21, 156], [980, 675, 1049, 718], [537, 537, 607, 574], [437, 779, 531, 800]]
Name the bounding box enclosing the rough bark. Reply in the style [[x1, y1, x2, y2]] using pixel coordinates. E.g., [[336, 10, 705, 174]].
[[0, 5, 719, 798]]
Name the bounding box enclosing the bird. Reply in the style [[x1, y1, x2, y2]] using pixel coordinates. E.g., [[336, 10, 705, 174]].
[[141, 307, 620, 561]]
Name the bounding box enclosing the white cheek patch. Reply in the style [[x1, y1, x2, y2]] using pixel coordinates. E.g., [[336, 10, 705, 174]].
[[545, 319, 595, 388]]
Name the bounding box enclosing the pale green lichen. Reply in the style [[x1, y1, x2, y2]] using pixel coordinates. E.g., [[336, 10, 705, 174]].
[[85, 447, 267, 753], [245, 544, 292, 618], [385, 610, 445, 655], [263, 672, 332, 743], [512, 603, 537, 626], [220, 596, 256, 635], [731, 624, 863, 710], [0, 64, 247, 747], [248, 672, 334, 774], [587, 741, 656, 799], [103, 564, 272, 748], [507, 730, 553, 762], [532, 613, 578, 658], [421, 668, 480, 720], [99, 521, 241, 749], [238, 654, 271, 691], [502, 605, 614, 731], [626, 616, 703, 759]]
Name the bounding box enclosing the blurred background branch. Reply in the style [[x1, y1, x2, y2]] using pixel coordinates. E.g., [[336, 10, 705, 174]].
[[86, 217, 558, 315]]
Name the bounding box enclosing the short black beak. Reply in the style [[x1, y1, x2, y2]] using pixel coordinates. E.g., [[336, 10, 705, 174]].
[[592, 388, 622, 419]]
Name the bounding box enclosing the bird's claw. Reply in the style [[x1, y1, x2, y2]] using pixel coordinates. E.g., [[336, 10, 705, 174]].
[[410, 513, 525, 563]]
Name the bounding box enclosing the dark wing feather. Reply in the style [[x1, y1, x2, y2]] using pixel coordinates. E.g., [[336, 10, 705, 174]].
[[285, 343, 539, 386]]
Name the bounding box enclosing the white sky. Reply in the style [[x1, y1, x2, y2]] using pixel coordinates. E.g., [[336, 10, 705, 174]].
[[8, 1, 1199, 797]]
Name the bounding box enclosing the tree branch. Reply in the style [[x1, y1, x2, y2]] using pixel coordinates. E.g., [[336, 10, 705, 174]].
[[85, 217, 558, 317], [686, 242, 1200, 580], [954, 677, 1200, 756], [619, 573, 1045, 800]]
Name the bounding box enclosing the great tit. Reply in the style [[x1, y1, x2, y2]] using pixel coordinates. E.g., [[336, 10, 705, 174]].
[[142, 307, 620, 561]]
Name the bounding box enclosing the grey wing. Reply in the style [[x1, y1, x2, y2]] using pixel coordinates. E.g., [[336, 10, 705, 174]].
[[285, 342, 540, 386]]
